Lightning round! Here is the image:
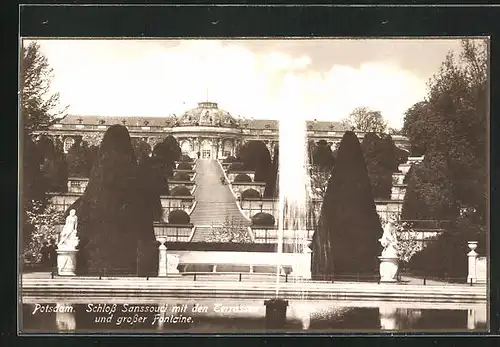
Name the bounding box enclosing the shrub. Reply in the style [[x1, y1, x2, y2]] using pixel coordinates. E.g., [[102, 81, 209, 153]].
[[234, 173, 252, 183], [223, 156, 236, 163], [23, 202, 63, 263], [241, 189, 260, 199], [228, 162, 245, 171], [177, 162, 193, 170], [170, 185, 192, 197], [180, 154, 192, 162], [172, 172, 190, 181], [251, 212, 275, 227], [168, 209, 191, 224]]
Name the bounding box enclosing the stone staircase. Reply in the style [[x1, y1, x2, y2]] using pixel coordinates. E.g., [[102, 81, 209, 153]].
[[189, 159, 251, 242]]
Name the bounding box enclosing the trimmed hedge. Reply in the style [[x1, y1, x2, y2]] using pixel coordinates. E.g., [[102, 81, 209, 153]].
[[180, 154, 192, 162], [177, 162, 193, 170], [172, 172, 190, 181], [170, 186, 192, 197], [241, 189, 260, 199], [223, 156, 237, 163], [251, 212, 275, 227], [228, 162, 245, 171], [168, 209, 191, 224], [234, 173, 252, 183]]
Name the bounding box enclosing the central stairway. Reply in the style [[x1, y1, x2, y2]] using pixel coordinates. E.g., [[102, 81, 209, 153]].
[[189, 159, 251, 242]]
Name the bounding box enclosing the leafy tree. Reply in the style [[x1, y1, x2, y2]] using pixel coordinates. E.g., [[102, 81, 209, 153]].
[[36, 135, 68, 193], [402, 152, 457, 221], [361, 133, 400, 199], [67, 125, 158, 275], [309, 168, 331, 199], [66, 137, 89, 178], [342, 107, 387, 133], [21, 41, 67, 135], [237, 140, 272, 183], [21, 41, 68, 257], [402, 39, 487, 225], [311, 140, 334, 171], [23, 202, 63, 264], [311, 131, 382, 278], [151, 135, 181, 195]]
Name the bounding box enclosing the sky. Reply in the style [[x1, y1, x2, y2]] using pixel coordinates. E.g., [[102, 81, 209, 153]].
[[30, 38, 466, 129]]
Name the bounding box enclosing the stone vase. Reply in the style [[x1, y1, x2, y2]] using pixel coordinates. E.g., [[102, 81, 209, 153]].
[[379, 256, 399, 282], [57, 249, 78, 276]]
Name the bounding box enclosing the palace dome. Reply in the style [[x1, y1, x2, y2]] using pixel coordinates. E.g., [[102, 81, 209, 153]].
[[177, 101, 240, 127]]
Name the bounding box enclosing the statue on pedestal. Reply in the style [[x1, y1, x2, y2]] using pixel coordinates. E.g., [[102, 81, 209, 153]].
[[379, 217, 398, 258], [58, 209, 80, 250], [57, 209, 80, 276], [378, 216, 399, 282]]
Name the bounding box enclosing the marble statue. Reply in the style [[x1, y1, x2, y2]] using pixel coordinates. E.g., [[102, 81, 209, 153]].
[[379, 217, 398, 258], [58, 209, 80, 250]]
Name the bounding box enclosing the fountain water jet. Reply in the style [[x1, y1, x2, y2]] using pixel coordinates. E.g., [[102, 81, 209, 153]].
[[275, 108, 311, 296]]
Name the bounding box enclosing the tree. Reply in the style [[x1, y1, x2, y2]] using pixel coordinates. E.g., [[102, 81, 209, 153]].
[[237, 140, 272, 183], [342, 107, 387, 133], [361, 133, 399, 199], [151, 135, 182, 195], [311, 140, 334, 171], [36, 135, 68, 193], [309, 168, 330, 199], [66, 137, 89, 178], [21, 41, 67, 135], [21, 41, 68, 261], [402, 39, 487, 224], [311, 131, 382, 278], [67, 125, 158, 275], [402, 151, 457, 221]]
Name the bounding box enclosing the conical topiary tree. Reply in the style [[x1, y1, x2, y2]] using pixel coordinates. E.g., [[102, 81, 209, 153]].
[[67, 125, 158, 275], [311, 131, 382, 278]]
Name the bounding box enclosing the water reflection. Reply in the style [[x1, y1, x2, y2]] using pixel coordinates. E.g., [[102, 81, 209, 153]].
[[21, 300, 488, 333]]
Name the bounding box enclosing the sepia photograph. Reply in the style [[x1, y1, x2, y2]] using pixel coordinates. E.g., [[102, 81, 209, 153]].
[[19, 38, 489, 333]]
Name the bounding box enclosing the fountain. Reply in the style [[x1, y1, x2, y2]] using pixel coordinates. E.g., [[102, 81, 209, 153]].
[[265, 94, 311, 329]]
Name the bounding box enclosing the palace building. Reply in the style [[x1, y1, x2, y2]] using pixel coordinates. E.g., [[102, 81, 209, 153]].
[[43, 101, 411, 157]]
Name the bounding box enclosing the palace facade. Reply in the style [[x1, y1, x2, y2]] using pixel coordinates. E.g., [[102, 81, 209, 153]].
[[43, 101, 411, 157]]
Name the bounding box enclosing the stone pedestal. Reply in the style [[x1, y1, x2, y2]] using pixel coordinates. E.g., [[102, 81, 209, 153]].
[[467, 241, 478, 284], [379, 256, 399, 282], [157, 237, 167, 277], [57, 249, 78, 276]]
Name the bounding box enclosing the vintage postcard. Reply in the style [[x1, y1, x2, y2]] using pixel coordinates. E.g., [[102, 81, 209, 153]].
[[19, 37, 489, 334]]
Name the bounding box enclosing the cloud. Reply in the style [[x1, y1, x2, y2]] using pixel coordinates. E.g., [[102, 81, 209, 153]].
[[33, 39, 445, 128]]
